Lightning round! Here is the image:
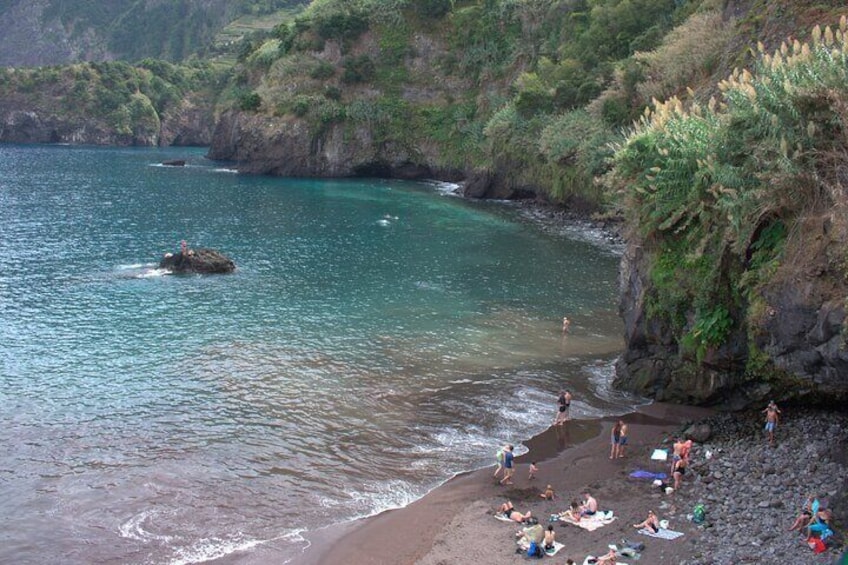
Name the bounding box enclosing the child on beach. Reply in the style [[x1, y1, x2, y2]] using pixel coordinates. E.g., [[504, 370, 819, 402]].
[[529, 461, 539, 480], [540, 484, 555, 500]]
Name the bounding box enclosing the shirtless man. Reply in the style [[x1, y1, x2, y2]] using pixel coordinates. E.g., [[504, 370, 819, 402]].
[[763, 400, 781, 445], [618, 421, 629, 458], [562, 316, 571, 333], [580, 491, 598, 517], [670, 437, 685, 475]]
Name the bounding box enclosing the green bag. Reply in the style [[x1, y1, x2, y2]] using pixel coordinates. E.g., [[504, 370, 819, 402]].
[[693, 503, 706, 524]]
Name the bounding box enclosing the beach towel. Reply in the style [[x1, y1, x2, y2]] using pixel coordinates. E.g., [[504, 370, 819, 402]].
[[582, 557, 629, 565], [629, 469, 667, 480], [651, 449, 668, 461], [560, 511, 616, 531], [638, 527, 684, 540]]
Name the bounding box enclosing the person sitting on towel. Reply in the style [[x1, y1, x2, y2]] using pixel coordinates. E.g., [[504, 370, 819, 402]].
[[579, 491, 598, 517], [633, 509, 660, 533], [498, 500, 532, 523], [543, 525, 556, 550], [596, 547, 617, 564]]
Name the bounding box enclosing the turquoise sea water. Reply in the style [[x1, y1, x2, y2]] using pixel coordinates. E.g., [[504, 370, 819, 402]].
[[0, 145, 637, 564]]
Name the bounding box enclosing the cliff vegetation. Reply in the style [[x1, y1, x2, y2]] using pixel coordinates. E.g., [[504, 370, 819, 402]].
[[0, 0, 847, 407], [0, 0, 309, 66]]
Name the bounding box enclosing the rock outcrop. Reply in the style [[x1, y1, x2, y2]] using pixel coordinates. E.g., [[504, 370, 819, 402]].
[[207, 110, 467, 183], [159, 249, 235, 274], [0, 93, 214, 147], [614, 233, 848, 409]]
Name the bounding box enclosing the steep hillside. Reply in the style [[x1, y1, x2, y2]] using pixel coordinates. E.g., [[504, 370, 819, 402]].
[[0, 0, 308, 66], [208, 0, 705, 201], [0, 61, 221, 145]]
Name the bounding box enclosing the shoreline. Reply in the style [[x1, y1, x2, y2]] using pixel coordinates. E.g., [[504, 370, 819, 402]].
[[292, 402, 714, 565]]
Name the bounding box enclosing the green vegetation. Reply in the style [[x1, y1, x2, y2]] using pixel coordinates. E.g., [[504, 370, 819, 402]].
[[35, 0, 310, 62], [0, 60, 222, 140], [608, 18, 848, 370]]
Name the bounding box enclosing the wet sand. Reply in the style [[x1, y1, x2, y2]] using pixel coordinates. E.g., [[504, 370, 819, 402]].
[[296, 402, 713, 565]]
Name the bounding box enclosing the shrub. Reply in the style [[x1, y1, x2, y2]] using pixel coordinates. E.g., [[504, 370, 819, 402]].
[[341, 54, 375, 83], [239, 91, 262, 111], [310, 61, 336, 80]]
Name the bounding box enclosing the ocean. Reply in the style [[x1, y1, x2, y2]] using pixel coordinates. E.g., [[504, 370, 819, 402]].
[[0, 144, 641, 564]]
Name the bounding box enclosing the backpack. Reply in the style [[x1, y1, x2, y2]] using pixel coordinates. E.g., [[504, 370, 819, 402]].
[[692, 504, 706, 524], [527, 541, 544, 558]]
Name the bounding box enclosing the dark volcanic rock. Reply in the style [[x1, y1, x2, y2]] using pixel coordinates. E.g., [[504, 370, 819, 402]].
[[162, 159, 186, 167], [614, 234, 848, 409], [159, 249, 235, 274]]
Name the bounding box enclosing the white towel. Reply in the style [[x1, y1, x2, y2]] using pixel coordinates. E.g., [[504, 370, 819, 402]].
[[561, 511, 617, 531], [583, 557, 629, 565], [638, 527, 684, 540]]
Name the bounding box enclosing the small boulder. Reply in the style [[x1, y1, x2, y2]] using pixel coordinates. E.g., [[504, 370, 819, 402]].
[[159, 248, 235, 274], [684, 423, 713, 443]]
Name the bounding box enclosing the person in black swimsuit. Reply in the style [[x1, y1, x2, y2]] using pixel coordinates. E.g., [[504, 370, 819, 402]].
[[633, 510, 660, 532]]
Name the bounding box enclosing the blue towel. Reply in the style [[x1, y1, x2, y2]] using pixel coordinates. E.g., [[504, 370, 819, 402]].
[[629, 469, 668, 480]]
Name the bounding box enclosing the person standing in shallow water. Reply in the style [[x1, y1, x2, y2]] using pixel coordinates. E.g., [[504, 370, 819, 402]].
[[763, 400, 781, 445], [555, 390, 568, 425]]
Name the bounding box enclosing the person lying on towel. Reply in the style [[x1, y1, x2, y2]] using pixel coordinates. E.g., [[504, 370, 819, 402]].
[[498, 500, 532, 523]]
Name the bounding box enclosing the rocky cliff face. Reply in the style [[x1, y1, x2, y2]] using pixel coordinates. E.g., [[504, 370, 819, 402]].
[[0, 96, 215, 147], [207, 106, 470, 183], [614, 220, 848, 409]]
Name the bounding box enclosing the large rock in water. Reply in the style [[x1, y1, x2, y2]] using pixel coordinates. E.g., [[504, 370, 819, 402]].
[[159, 249, 235, 274]]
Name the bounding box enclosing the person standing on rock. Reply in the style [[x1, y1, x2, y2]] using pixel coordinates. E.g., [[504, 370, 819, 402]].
[[763, 400, 781, 445]]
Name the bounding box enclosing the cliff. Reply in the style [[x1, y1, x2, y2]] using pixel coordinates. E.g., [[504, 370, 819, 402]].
[[0, 63, 218, 146], [610, 18, 848, 408]]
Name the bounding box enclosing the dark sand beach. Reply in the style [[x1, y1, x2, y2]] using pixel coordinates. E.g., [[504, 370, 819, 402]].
[[299, 402, 715, 565]]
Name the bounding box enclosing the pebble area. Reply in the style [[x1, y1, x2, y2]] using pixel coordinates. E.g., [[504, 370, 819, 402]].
[[658, 408, 847, 564]]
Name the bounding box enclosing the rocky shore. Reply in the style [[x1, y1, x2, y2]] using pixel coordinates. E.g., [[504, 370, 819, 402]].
[[674, 407, 847, 564]]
